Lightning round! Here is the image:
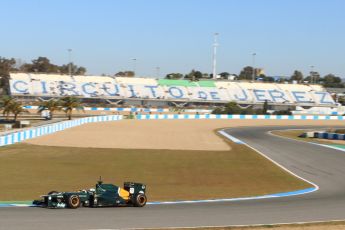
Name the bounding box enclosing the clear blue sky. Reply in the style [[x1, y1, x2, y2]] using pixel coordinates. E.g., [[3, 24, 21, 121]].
[[1, 0, 345, 77]]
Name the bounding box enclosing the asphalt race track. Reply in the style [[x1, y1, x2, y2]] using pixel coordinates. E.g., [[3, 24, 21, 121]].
[[2, 125, 345, 230]]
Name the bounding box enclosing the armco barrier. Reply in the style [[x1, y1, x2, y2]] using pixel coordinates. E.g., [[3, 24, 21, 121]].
[[0, 115, 122, 147], [136, 114, 345, 120]]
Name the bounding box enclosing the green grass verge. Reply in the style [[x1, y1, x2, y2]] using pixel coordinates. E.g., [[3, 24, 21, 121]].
[[0, 140, 310, 201], [272, 130, 345, 146]]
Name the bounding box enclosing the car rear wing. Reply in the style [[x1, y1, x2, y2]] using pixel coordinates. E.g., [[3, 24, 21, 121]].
[[124, 182, 146, 195]]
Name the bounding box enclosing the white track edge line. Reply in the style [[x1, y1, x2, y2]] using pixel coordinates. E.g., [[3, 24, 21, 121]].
[[218, 130, 319, 193], [113, 218, 345, 230]]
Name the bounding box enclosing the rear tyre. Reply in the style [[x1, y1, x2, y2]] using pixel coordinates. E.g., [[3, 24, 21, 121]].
[[48, 191, 59, 195], [133, 194, 147, 207], [67, 195, 80, 209]]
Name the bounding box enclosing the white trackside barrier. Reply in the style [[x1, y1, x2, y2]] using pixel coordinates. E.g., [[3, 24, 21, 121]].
[[0, 115, 123, 146], [136, 114, 345, 120]]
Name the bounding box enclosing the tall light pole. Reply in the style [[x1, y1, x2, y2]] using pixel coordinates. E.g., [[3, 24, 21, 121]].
[[156, 66, 160, 78], [252, 53, 256, 81], [212, 33, 219, 80], [310, 65, 315, 84], [132, 58, 137, 76], [68, 49, 72, 76]]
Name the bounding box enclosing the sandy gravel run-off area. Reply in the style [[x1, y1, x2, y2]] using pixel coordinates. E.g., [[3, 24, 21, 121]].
[[25, 119, 345, 150]]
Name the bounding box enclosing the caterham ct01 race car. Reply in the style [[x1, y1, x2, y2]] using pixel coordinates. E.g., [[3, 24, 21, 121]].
[[33, 179, 147, 208]]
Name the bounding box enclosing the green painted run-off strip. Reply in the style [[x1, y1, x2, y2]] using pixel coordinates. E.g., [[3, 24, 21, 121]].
[[327, 144, 345, 149]]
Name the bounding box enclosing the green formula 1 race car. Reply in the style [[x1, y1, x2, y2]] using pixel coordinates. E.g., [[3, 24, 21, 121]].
[[33, 179, 147, 208]]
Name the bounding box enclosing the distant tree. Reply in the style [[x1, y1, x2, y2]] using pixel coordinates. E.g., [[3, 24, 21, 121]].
[[60, 96, 84, 120], [202, 73, 210, 79], [0, 96, 27, 121], [337, 96, 345, 105], [20, 57, 59, 73], [0, 57, 17, 94], [58, 64, 69, 74], [10, 101, 27, 122], [211, 107, 224, 114], [212, 102, 241, 114], [75, 66, 87, 75], [304, 71, 321, 84], [115, 71, 135, 77], [240, 107, 254, 115], [37, 99, 62, 120], [184, 70, 203, 81], [165, 73, 183, 79], [263, 100, 268, 114], [238, 66, 254, 80], [219, 72, 230, 79], [212, 101, 272, 115], [322, 74, 344, 88], [115, 71, 125, 77], [59, 64, 87, 75], [0, 57, 17, 76], [19, 56, 87, 75], [273, 109, 292, 115], [290, 70, 304, 83], [224, 101, 243, 114], [0, 96, 15, 120], [276, 77, 288, 83], [261, 76, 274, 82]]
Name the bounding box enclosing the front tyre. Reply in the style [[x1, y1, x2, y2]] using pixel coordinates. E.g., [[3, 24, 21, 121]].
[[67, 195, 80, 209], [134, 194, 147, 207]]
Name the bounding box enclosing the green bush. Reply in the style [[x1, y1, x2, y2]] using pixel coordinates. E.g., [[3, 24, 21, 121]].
[[272, 110, 292, 115], [212, 107, 224, 114], [211, 102, 268, 115], [334, 129, 345, 134]]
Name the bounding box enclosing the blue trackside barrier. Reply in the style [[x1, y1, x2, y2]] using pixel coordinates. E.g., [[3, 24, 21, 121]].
[[0, 115, 123, 147], [328, 133, 335, 139], [333, 133, 343, 140], [312, 131, 345, 141], [135, 114, 345, 121]]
